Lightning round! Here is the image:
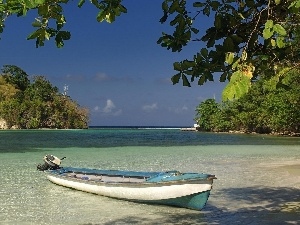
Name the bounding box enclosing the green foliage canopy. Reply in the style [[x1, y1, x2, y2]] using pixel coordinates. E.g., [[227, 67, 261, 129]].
[[0, 0, 299, 100], [2, 65, 30, 91], [158, 0, 300, 100], [0, 0, 127, 47], [0, 75, 18, 101]]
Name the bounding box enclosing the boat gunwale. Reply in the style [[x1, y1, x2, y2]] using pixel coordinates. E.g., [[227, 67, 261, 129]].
[[46, 172, 215, 188]]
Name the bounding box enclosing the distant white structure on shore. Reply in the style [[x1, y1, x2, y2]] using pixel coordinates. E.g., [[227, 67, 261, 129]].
[[63, 84, 69, 96], [181, 124, 199, 131]]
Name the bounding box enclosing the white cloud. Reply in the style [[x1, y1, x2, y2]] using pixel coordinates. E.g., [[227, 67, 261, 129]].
[[103, 99, 116, 113], [142, 103, 158, 112], [64, 74, 85, 81], [93, 73, 134, 83], [168, 105, 189, 114], [94, 73, 110, 81], [181, 105, 188, 111], [94, 106, 100, 111], [93, 99, 122, 116]]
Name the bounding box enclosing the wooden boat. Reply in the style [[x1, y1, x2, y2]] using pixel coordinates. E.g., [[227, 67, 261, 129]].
[[37, 155, 216, 210]]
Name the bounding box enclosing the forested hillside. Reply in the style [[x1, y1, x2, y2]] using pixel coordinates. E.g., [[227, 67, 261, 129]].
[[0, 65, 88, 129]]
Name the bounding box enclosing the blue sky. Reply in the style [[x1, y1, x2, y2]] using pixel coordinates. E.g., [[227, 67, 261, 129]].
[[0, 1, 225, 126]]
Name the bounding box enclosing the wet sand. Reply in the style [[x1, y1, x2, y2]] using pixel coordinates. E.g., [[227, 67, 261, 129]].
[[202, 160, 300, 225], [281, 164, 300, 176]]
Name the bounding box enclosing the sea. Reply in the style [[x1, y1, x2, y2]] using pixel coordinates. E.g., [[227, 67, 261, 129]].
[[0, 127, 299, 225]]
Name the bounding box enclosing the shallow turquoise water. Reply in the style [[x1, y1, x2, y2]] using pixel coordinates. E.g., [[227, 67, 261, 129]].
[[0, 129, 299, 224], [1, 128, 299, 153]]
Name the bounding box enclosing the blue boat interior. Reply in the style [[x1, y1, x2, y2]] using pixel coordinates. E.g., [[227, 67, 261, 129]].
[[50, 167, 212, 182]]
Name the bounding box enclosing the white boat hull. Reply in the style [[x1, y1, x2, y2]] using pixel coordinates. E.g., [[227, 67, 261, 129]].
[[47, 174, 212, 201]]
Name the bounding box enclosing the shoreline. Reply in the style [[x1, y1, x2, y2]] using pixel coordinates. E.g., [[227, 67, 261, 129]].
[[1, 121, 300, 137], [181, 126, 300, 137]]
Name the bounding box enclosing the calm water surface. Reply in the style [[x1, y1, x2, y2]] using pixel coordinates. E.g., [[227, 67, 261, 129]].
[[0, 128, 299, 224]]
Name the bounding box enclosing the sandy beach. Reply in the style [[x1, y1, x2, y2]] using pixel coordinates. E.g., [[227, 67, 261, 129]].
[[202, 160, 300, 225]]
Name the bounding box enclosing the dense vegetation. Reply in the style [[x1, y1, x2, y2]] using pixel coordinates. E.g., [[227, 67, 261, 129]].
[[0, 1, 299, 100], [0, 65, 89, 129], [195, 69, 300, 135]]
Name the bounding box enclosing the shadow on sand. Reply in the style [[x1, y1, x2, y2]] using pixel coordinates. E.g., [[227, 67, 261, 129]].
[[80, 186, 300, 225]]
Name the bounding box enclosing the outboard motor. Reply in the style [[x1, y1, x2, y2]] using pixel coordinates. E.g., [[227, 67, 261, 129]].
[[37, 154, 65, 171]]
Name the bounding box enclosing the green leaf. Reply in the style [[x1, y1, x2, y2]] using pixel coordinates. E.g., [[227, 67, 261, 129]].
[[203, 5, 210, 16], [265, 20, 274, 29], [22, 7, 27, 16], [27, 29, 42, 40], [34, 0, 46, 4], [214, 15, 222, 29], [173, 62, 181, 71], [232, 58, 240, 70], [263, 28, 273, 39], [229, 70, 242, 82], [271, 39, 276, 47], [24, 0, 38, 8], [38, 5, 48, 16], [162, 1, 168, 11], [289, 0, 300, 8], [96, 10, 106, 22], [260, 55, 269, 60], [222, 83, 234, 100], [206, 71, 214, 81], [193, 2, 205, 7], [191, 28, 199, 34], [170, 15, 180, 26], [273, 24, 287, 36], [169, 0, 179, 13], [200, 48, 208, 58], [276, 36, 285, 48], [210, 1, 220, 10], [171, 73, 181, 84], [198, 75, 206, 85], [245, 0, 256, 7], [185, 70, 194, 76], [114, 7, 121, 17], [220, 72, 228, 82], [119, 5, 127, 13], [274, 0, 281, 5], [223, 37, 235, 51], [78, 0, 85, 8], [222, 71, 251, 100], [231, 35, 243, 44], [225, 52, 234, 65], [44, 30, 50, 40], [32, 21, 42, 27], [58, 31, 71, 40], [106, 12, 115, 23], [182, 60, 194, 69], [55, 31, 70, 48], [182, 74, 191, 87], [159, 13, 168, 23], [55, 39, 64, 48]]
